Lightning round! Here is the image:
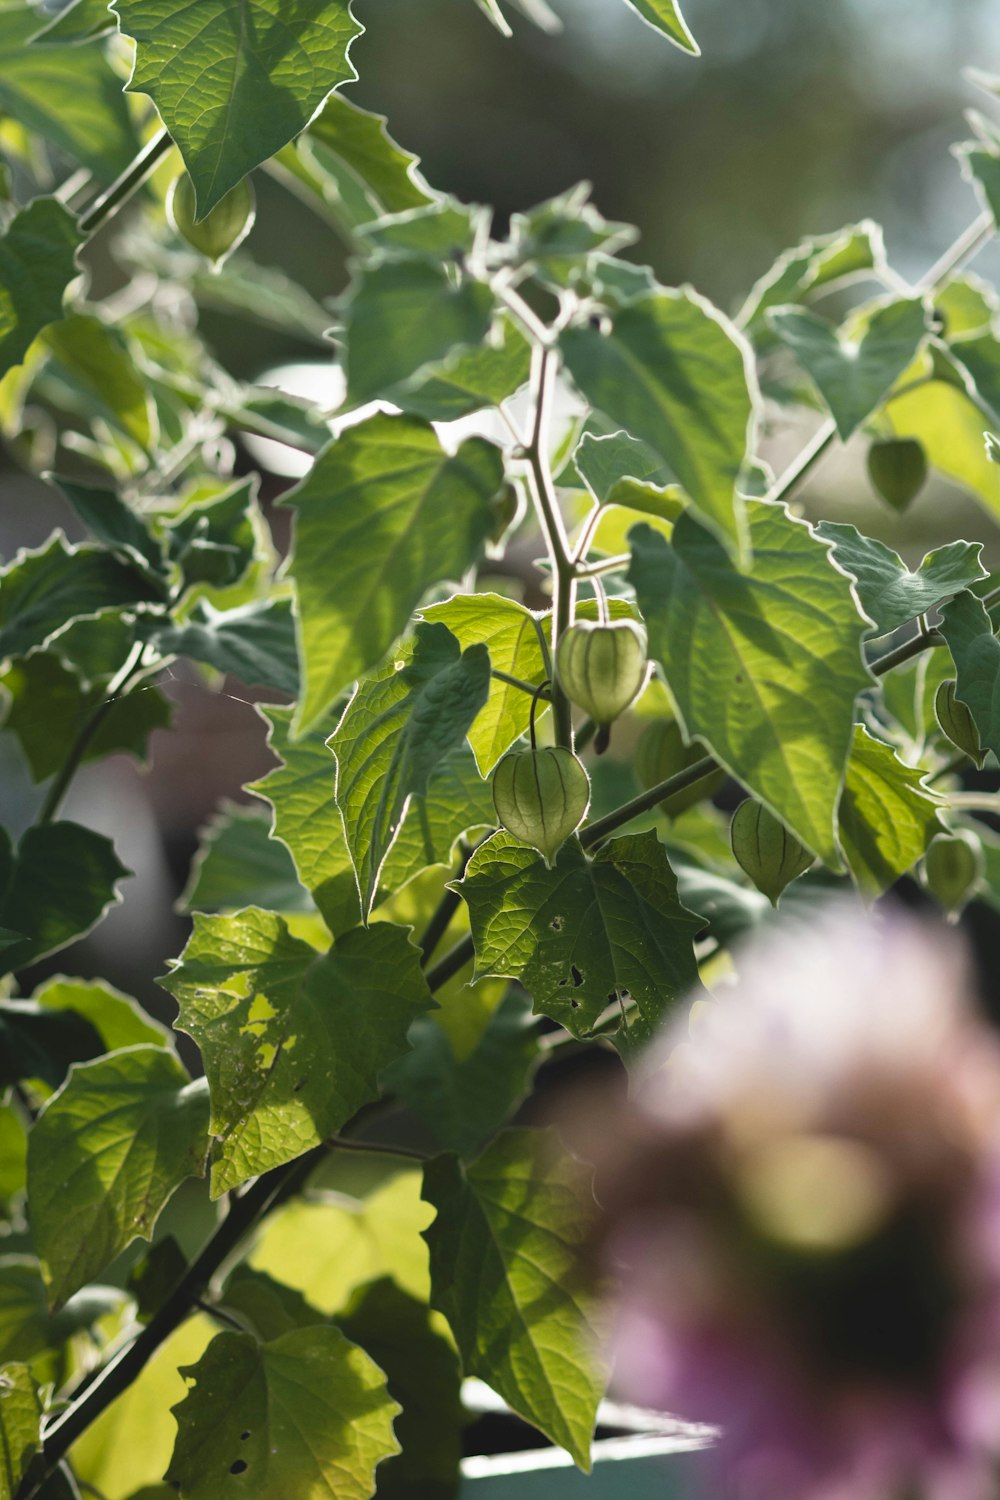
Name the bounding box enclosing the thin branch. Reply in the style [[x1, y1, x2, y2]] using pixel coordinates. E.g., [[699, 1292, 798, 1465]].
[[491, 668, 550, 699], [918, 211, 995, 294], [78, 129, 173, 237], [764, 417, 838, 507], [580, 756, 719, 849]]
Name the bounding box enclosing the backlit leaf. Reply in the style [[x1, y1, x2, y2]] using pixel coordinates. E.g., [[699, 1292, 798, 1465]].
[[0, 822, 130, 977], [939, 589, 1000, 759], [815, 522, 986, 637], [838, 725, 944, 900], [0, 199, 80, 382]]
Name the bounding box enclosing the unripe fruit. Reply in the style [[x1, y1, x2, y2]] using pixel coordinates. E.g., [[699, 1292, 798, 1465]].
[[167, 173, 256, 268], [867, 438, 928, 513], [935, 679, 986, 767], [492, 746, 590, 866], [731, 799, 813, 906], [922, 830, 983, 918], [634, 720, 724, 818], [555, 620, 647, 727]]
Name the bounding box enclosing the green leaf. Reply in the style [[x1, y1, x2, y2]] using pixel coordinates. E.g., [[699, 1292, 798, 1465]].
[[422, 1128, 605, 1469], [48, 476, 165, 581], [166, 1326, 400, 1500], [179, 801, 314, 917], [147, 598, 300, 696], [768, 298, 929, 440], [329, 623, 491, 916], [737, 222, 883, 348], [358, 199, 484, 261], [0, 533, 160, 665], [939, 589, 1000, 760], [163, 911, 433, 1195], [0, 1258, 126, 1368], [384, 988, 538, 1159], [838, 725, 944, 900], [619, 0, 698, 52], [420, 593, 547, 775], [0, 7, 136, 181], [249, 706, 361, 934], [458, 829, 701, 1051], [112, 0, 363, 219], [387, 318, 531, 423], [34, 975, 169, 1052], [573, 429, 685, 521], [282, 415, 504, 731], [886, 377, 1000, 520], [166, 478, 258, 590], [0, 1000, 104, 1092], [814, 523, 986, 637], [30, 0, 117, 44], [1, 651, 170, 783], [304, 93, 433, 221], [336, 1278, 463, 1500], [961, 144, 1000, 225], [508, 184, 637, 291], [0, 1362, 41, 1500], [0, 822, 129, 977], [0, 199, 81, 382], [341, 260, 495, 408], [630, 505, 870, 864], [561, 289, 756, 556], [43, 315, 157, 452], [28, 1047, 209, 1307]]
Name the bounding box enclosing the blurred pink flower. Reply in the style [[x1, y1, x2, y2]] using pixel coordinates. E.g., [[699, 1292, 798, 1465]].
[[592, 907, 1000, 1500]]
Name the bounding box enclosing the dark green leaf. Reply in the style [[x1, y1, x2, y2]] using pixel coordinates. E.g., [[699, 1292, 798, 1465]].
[[459, 829, 701, 1051], [34, 975, 170, 1053], [329, 622, 491, 915], [113, 0, 363, 218], [0, 1362, 41, 1500], [768, 298, 929, 439], [163, 911, 433, 1195], [387, 318, 531, 423], [304, 93, 433, 220], [0, 1000, 104, 1092], [737, 222, 883, 348], [573, 429, 684, 520], [939, 589, 1000, 759], [0, 822, 129, 976], [561, 289, 756, 555], [508, 184, 637, 290], [148, 597, 300, 696], [179, 801, 314, 917], [422, 1128, 605, 1469], [629, 506, 871, 864], [336, 1278, 463, 1500], [815, 522, 986, 637], [166, 478, 259, 590], [838, 725, 944, 900], [43, 315, 157, 452], [30, 0, 117, 44], [166, 1327, 400, 1500], [48, 476, 164, 581], [0, 199, 81, 382], [28, 1047, 209, 1307], [281, 415, 504, 731]]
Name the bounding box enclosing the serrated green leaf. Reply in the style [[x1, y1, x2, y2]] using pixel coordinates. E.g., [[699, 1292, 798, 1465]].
[[0, 822, 129, 976], [961, 144, 1000, 225], [768, 298, 929, 440], [458, 829, 701, 1051], [0, 1112, 26, 1209], [44, 315, 157, 452], [508, 184, 637, 290], [939, 589, 1000, 760], [0, 1000, 104, 1092], [629, 505, 871, 864], [420, 593, 547, 775], [0, 199, 81, 382], [335, 1278, 463, 1500], [387, 318, 531, 423], [166, 478, 258, 590], [815, 523, 986, 637], [358, 199, 483, 261], [30, 0, 116, 44], [561, 288, 756, 556], [737, 222, 883, 348], [886, 378, 1000, 519], [0, 6, 136, 180], [282, 415, 504, 731], [0, 1257, 126, 1368], [304, 93, 433, 221], [250, 706, 361, 933], [330, 623, 491, 915], [838, 725, 944, 900], [166, 1326, 400, 1500], [28, 1047, 209, 1307], [619, 0, 698, 51], [163, 911, 433, 1195], [147, 597, 299, 696], [573, 429, 684, 521], [112, 0, 363, 218], [341, 259, 494, 408], [422, 1128, 605, 1469], [384, 988, 538, 1160], [1, 651, 170, 783], [0, 1362, 41, 1500], [48, 476, 164, 581], [0, 533, 160, 665], [179, 801, 313, 918], [34, 975, 169, 1052]]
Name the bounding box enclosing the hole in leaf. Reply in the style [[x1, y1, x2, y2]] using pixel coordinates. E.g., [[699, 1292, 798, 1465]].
[[570, 965, 584, 987], [570, 998, 581, 1009], [550, 916, 564, 931], [240, 1432, 251, 1442], [292, 1078, 308, 1093], [229, 1460, 248, 1476]]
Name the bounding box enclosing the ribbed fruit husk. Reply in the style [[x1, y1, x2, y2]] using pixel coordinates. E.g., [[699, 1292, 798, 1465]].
[[556, 620, 647, 725], [934, 680, 986, 767], [923, 831, 983, 916], [867, 437, 928, 512], [730, 798, 813, 906], [167, 173, 256, 267], [492, 746, 590, 866]]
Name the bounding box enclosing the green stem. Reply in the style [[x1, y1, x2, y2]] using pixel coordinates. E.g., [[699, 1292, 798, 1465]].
[[918, 210, 995, 293], [870, 629, 943, 679], [580, 755, 719, 848], [78, 129, 173, 236], [491, 668, 550, 699], [765, 417, 838, 507]]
